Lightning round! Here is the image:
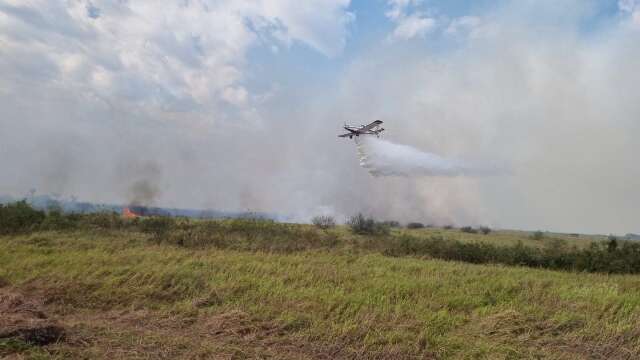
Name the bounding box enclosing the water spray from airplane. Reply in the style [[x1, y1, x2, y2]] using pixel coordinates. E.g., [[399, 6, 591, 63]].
[[342, 121, 506, 177]]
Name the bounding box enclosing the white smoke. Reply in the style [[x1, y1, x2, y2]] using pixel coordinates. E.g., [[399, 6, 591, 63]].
[[356, 137, 504, 177]]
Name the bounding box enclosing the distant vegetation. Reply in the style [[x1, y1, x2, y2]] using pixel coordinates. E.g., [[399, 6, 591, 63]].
[[2, 201, 640, 274], [382, 234, 640, 274], [459, 226, 492, 235], [0, 193, 280, 221], [311, 215, 336, 229], [531, 230, 545, 240], [460, 226, 477, 234], [381, 220, 401, 228], [0, 200, 45, 234], [626, 233, 640, 240], [346, 213, 390, 236], [141, 217, 339, 252], [406, 222, 425, 229]]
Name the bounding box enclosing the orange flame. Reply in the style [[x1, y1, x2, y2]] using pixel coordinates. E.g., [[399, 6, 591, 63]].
[[122, 207, 139, 219]]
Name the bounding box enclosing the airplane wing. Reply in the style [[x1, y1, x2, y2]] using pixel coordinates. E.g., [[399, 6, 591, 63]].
[[360, 120, 383, 131], [338, 133, 353, 138]]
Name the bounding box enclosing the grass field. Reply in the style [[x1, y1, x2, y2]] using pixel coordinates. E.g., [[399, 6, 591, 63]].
[[1, 221, 640, 359]]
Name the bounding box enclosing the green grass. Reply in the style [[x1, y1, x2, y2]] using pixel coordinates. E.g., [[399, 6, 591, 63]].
[[398, 227, 599, 249], [2, 227, 640, 358]]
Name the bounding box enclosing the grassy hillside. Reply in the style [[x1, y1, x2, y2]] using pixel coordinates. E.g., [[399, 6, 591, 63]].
[[1, 218, 640, 359]]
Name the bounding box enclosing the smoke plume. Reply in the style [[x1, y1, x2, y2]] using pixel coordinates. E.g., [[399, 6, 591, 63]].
[[128, 180, 160, 207], [122, 161, 162, 207], [1, 1, 640, 233]]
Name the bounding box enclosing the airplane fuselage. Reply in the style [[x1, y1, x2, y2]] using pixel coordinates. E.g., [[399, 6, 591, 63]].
[[338, 120, 385, 139]]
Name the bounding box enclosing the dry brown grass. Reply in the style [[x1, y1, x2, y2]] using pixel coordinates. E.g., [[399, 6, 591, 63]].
[[460, 308, 639, 359], [1, 285, 420, 359], [0, 289, 64, 350]]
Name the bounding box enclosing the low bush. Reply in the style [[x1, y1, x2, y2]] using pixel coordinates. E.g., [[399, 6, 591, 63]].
[[0, 201, 46, 234], [382, 234, 640, 274], [40, 209, 79, 231], [460, 226, 477, 234], [150, 218, 339, 252], [311, 215, 336, 229], [2, 201, 136, 234], [139, 216, 176, 238], [479, 226, 491, 235], [531, 231, 545, 240], [407, 222, 425, 229], [79, 212, 128, 230], [347, 213, 389, 236], [382, 220, 401, 228]]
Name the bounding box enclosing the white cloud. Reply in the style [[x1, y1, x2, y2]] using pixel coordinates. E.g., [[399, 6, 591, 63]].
[[618, 0, 637, 13], [221, 86, 249, 107], [0, 0, 353, 112], [386, 0, 417, 21], [385, 3, 490, 41], [385, 0, 437, 40], [252, 0, 354, 58], [619, 0, 640, 27], [392, 14, 436, 40], [445, 16, 481, 35]]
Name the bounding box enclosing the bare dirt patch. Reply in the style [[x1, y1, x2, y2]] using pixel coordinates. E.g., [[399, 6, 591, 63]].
[[0, 288, 65, 354], [1, 282, 414, 359]]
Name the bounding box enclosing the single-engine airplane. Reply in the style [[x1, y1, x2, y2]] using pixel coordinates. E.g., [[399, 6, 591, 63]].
[[338, 120, 384, 139]]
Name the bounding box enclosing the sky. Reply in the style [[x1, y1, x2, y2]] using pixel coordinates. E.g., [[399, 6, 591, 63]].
[[1, 0, 639, 234]]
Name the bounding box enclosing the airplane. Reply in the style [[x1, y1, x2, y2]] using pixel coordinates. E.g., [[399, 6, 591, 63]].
[[338, 120, 384, 139]]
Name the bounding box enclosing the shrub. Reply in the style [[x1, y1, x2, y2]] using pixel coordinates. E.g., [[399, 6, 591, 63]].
[[443, 225, 454, 230], [80, 212, 127, 230], [407, 222, 425, 229], [148, 218, 340, 252], [607, 236, 618, 252], [0, 201, 46, 234], [531, 231, 545, 240], [40, 209, 78, 231], [380, 233, 640, 274], [139, 216, 176, 238], [460, 226, 477, 234], [347, 213, 389, 236], [311, 215, 336, 229], [382, 220, 401, 228], [479, 226, 491, 235], [544, 237, 568, 252]]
